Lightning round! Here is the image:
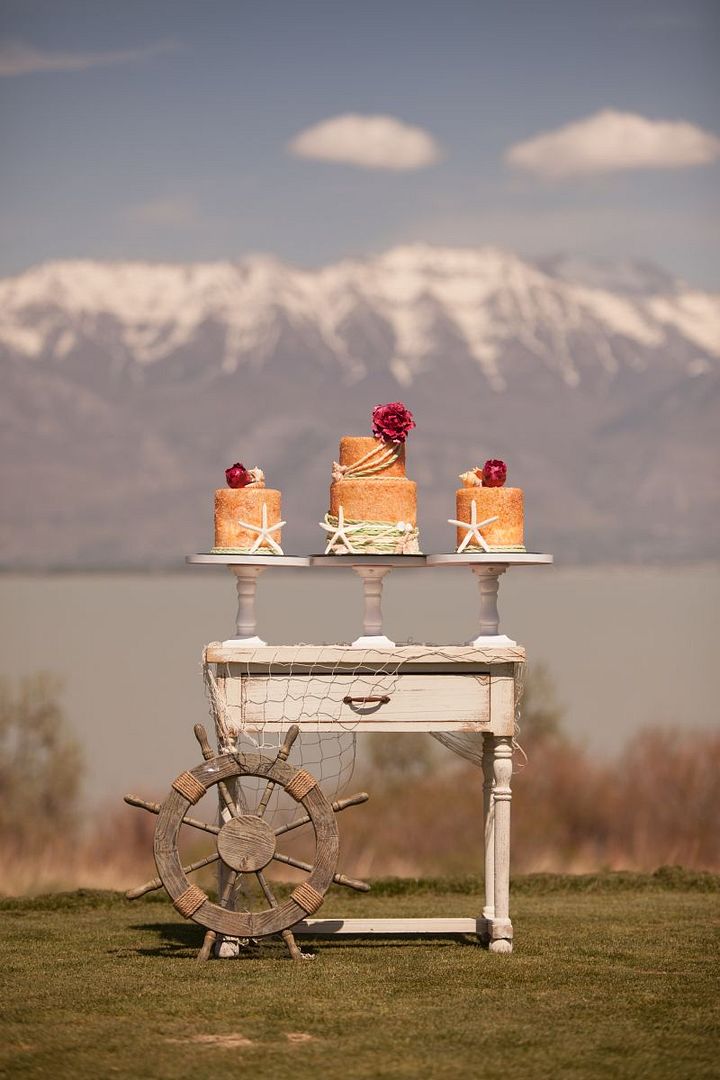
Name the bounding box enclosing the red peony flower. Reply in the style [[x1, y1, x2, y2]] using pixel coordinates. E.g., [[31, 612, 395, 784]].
[[225, 462, 252, 488], [371, 402, 416, 444], [482, 459, 507, 487]]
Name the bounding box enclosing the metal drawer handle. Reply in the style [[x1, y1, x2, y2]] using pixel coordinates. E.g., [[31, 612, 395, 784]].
[[343, 695, 390, 705]]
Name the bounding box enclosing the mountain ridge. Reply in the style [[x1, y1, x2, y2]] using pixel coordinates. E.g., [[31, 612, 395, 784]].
[[1, 245, 718, 568]]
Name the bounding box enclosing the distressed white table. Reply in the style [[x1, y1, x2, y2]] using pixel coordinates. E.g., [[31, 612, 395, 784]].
[[188, 553, 553, 953]]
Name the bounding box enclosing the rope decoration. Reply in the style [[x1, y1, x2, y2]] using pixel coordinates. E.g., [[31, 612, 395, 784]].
[[284, 769, 318, 801], [173, 884, 208, 917], [172, 771, 206, 804], [291, 882, 324, 914], [321, 512, 420, 555], [331, 441, 398, 482], [202, 653, 236, 750]]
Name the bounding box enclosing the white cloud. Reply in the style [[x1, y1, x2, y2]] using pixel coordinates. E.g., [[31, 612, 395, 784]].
[[0, 37, 180, 77], [505, 109, 720, 178], [125, 198, 199, 228], [288, 113, 441, 171]]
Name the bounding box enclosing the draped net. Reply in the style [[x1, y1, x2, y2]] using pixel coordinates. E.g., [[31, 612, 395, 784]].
[[202, 644, 525, 826]]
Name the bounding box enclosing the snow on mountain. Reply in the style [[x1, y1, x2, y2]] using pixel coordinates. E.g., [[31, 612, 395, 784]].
[[0, 244, 718, 568], [1, 245, 717, 387]]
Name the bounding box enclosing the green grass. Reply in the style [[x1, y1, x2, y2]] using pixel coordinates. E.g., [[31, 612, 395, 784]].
[[1, 872, 718, 1080]]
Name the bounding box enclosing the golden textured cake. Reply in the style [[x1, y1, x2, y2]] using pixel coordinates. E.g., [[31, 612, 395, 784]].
[[213, 464, 285, 554], [322, 404, 420, 554], [452, 460, 525, 552]]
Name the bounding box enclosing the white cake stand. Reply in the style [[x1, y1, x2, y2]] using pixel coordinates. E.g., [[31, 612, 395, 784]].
[[425, 553, 553, 646], [186, 554, 310, 646], [310, 555, 427, 648]]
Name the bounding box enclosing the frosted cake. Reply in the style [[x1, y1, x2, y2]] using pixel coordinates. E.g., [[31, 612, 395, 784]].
[[321, 403, 420, 554], [213, 462, 285, 554], [451, 459, 525, 552]]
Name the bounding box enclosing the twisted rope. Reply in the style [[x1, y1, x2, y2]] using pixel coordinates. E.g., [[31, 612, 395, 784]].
[[331, 441, 398, 482], [322, 513, 420, 555]]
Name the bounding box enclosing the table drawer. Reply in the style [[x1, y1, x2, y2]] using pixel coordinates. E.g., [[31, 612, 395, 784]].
[[218, 672, 514, 733]]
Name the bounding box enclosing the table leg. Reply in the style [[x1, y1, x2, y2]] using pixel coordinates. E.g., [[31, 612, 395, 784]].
[[489, 735, 513, 953], [482, 733, 495, 931]]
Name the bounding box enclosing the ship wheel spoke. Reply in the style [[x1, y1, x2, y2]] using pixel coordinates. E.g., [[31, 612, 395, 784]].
[[256, 724, 301, 819], [198, 868, 240, 961], [126, 851, 220, 900], [271, 851, 370, 893], [274, 791, 369, 837], [124, 794, 220, 835], [256, 870, 305, 961], [193, 723, 242, 819]]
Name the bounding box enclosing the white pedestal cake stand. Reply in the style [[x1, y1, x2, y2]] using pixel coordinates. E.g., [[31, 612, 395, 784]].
[[185, 554, 310, 646], [309, 554, 427, 648], [425, 553, 553, 646]]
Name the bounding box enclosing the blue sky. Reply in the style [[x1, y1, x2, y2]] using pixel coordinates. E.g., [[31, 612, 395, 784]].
[[1, 0, 718, 283]]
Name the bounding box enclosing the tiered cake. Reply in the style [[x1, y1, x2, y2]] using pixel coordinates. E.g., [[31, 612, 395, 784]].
[[321, 403, 420, 554], [452, 459, 525, 552], [213, 462, 285, 554]]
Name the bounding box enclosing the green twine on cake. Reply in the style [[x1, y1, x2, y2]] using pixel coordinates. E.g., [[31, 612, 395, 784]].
[[322, 513, 420, 555]]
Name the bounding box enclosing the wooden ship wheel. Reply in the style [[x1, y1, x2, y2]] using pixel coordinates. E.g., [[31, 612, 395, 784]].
[[124, 723, 369, 960]]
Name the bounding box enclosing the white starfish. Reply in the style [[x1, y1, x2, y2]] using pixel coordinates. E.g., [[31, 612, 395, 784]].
[[319, 505, 365, 555], [448, 501, 499, 553], [236, 502, 286, 555]]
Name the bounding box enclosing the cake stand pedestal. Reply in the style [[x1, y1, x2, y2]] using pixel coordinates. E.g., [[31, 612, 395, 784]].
[[310, 555, 426, 648], [186, 554, 310, 645], [426, 553, 553, 646]]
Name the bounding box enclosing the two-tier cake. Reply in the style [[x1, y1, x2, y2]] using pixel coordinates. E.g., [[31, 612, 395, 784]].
[[320, 402, 420, 555], [212, 462, 285, 554]]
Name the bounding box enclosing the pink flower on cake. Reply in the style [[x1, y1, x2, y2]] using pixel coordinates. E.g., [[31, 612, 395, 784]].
[[225, 462, 252, 488], [482, 459, 507, 487], [371, 402, 416, 444]]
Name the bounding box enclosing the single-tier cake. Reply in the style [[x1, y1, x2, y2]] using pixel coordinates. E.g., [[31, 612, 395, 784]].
[[213, 462, 285, 554], [451, 459, 525, 553], [321, 403, 420, 554]]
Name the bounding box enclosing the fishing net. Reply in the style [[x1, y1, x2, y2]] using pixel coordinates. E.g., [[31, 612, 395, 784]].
[[202, 643, 526, 828]]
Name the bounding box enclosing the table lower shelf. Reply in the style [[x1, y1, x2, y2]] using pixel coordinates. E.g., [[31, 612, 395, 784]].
[[293, 917, 480, 935], [292, 916, 513, 951]]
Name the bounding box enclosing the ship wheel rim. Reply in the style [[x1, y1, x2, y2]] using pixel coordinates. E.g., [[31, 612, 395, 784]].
[[154, 751, 339, 938]]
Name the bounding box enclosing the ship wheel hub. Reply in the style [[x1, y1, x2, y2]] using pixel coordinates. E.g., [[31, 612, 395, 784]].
[[217, 814, 276, 872]]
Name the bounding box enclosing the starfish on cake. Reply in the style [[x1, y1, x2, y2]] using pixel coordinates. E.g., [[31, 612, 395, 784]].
[[448, 501, 499, 553], [319, 505, 365, 555], [236, 502, 286, 555]]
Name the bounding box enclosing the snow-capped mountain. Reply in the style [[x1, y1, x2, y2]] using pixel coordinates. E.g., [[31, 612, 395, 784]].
[[1, 245, 718, 567]]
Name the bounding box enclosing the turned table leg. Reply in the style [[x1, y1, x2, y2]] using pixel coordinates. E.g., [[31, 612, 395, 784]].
[[482, 732, 495, 933], [489, 735, 513, 953]]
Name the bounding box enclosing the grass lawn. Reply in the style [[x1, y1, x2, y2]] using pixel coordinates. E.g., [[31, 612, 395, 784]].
[[1, 870, 718, 1080]]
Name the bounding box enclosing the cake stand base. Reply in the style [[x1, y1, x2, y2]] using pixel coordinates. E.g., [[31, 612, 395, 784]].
[[469, 633, 517, 647], [351, 634, 396, 649], [221, 635, 268, 648]]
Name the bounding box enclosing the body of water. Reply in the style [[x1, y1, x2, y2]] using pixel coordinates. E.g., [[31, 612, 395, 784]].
[[1, 566, 717, 805]]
